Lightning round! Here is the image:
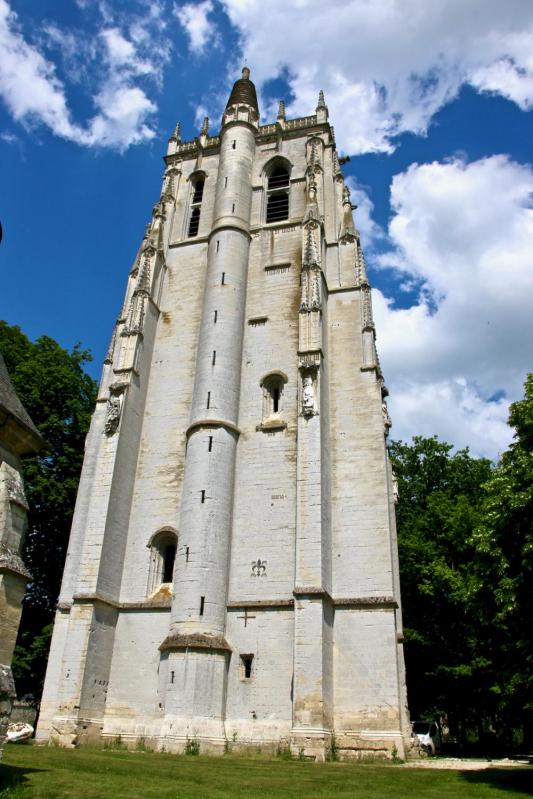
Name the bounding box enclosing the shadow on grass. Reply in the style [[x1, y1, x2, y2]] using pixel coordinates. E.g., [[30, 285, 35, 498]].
[[461, 768, 533, 795], [0, 762, 45, 796]]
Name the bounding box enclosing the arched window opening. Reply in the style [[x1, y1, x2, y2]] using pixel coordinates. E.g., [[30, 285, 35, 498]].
[[188, 176, 205, 237], [266, 167, 290, 224], [261, 372, 287, 421], [147, 529, 178, 595]]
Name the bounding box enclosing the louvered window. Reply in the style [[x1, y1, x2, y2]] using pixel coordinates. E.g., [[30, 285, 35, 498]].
[[266, 168, 289, 223], [188, 178, 204, 237]]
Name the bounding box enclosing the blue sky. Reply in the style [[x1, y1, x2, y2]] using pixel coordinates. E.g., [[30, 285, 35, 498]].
[[1, 0, 532, 460]]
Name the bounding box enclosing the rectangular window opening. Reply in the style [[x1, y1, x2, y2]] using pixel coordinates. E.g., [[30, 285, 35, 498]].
[[201, 490, 206, 504], [241, 654, 254, 679], [200, 596, 205, 616], [206, 391, 211, 409], [232, 203, 235, 213], [170, 671, 175, 684], [212, 350, 216, 366], [232, 140, 236, 149], [208, 435, 213, 452], [214, 309, 218, 323], [221, 272, 225, 285], [188, 206, 201, 237], [216, 240, 220, 252]]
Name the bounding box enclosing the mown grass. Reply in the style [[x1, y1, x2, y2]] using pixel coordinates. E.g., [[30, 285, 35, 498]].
[[1, 744, 532, 799]]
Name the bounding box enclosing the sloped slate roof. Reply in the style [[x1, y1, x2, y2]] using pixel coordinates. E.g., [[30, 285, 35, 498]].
[[0, 352, 43, 453]]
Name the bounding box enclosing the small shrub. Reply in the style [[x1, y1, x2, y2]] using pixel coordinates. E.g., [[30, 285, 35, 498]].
[[184, 735, 200, 756]]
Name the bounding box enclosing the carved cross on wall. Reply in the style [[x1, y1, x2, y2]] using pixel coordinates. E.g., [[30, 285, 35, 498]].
[[237, 608, 256, 627]]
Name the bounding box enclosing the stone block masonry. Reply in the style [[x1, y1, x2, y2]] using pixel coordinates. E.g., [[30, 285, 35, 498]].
[[37, 69, 411, 760]]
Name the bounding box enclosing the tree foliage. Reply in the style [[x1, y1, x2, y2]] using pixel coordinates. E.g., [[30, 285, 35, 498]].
[[391, 374, 533, 750], [0, 321, 97, 697]]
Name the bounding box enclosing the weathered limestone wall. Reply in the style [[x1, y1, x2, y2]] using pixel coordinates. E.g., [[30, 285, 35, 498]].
[[37, 87, 409, 758]]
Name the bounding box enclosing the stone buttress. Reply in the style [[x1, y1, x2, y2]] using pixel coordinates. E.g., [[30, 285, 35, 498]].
[[37, 69, 411, 759]]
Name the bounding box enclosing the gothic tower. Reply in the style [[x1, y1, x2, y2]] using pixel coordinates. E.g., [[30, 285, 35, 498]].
[[37, 69, 410, 759]]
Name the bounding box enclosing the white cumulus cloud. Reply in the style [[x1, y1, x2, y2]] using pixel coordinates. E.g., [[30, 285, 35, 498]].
[[174, 0, 216, 54], [220, 0, 533, 153], [370, 155, 533, 459], [0, 0, 169, 150], [0, 0, 79, 139]]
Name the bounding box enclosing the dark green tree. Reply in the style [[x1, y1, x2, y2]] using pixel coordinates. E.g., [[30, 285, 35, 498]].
[[390, 436, 494, 742], [0, 321, 97, 698], [474, 374, 533, 747]]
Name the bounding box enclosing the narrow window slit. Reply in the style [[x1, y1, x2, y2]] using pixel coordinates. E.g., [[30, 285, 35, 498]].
[[207, 391, 211, 409], [208, 436, 213, 452], [201, 490, 206, 504], [200, 596, 205, 616], [212, 350, 216, 366], [185, 546, 190, 563], [216, 240, 220, 252], [170, 671, 175, 684], [241, 654, 254, 679], [224, 177, 228, 188], [221, 272, 225, 285], [214, 309, 218, 323], [232, 140, 236, 149]]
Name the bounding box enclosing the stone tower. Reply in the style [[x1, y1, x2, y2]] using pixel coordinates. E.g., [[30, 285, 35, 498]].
[[37, 70, 410, 759], [0, 353, 44, 759]]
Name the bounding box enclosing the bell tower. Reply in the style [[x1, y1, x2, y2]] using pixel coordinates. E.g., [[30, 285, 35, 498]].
[[38, 68, 410, 760]]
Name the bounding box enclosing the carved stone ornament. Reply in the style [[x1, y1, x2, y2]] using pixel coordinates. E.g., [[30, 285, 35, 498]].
[[251, 559, 267, 577], [301, 373, 316, 417], [382, 400, 392, 435], [104, 393, 122, 437]]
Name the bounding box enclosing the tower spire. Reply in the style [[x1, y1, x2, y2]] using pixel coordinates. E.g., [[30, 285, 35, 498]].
[[316, 89, 328, 122], [224, 66, 259, 114]]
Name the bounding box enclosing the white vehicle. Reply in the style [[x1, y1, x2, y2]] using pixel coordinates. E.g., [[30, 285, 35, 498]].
[[412, 720, 441, 755]]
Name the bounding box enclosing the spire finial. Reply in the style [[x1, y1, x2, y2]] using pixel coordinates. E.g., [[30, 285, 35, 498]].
[[317, 90, 326, 110], [200, 116, 209, 136], [277, 99, 286, 121], [242, 65, 250, 80]]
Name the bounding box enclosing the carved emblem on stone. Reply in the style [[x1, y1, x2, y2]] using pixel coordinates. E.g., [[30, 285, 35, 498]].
[[251, 559, 267, 577], [104, 394, 122, 436]]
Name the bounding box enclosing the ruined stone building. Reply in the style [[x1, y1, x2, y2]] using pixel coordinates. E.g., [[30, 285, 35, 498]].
[[0, 353, 43, 759], [37, 70, 410, 759]]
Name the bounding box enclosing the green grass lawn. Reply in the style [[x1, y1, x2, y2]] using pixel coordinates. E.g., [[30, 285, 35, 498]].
[[1, 745, 532, 799]]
